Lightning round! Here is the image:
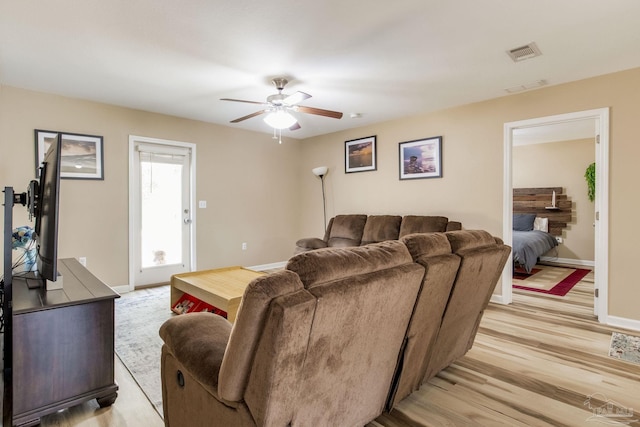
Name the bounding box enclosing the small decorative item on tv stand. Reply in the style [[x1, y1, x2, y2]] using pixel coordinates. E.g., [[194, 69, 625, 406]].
[[11, 226, 37, 272]]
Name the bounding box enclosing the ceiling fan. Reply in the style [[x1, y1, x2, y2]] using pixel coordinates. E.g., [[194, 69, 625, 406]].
[[221, 78, 343, 131]]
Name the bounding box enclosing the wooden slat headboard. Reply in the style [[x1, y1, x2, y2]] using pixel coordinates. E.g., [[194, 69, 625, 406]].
[[513, 187, 572, 236]]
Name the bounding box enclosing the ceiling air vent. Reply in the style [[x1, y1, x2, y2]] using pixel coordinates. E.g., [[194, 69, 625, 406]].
[[507, 42, 542, 62]]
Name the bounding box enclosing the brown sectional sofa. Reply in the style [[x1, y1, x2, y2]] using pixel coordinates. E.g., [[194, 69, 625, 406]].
[[387, 231, 511, 408], [294, 214, 462, 254], [159, 230, 510, 427]]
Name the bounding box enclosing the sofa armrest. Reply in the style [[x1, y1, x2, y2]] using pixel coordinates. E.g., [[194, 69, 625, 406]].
[[295, 237, 328, 250], [160, 312, 232, 391]]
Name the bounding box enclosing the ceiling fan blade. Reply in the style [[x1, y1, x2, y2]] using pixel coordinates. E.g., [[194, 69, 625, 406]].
[[220, 98, 267, 105], [289, 122, 301, 131], [283, 91, 311, 106], [230, 110, 269, 123], [295, 106, 343, 119]]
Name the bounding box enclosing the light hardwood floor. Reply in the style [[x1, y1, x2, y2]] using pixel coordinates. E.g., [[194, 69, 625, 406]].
[[31, 267, 640, 426], [372, 269, 640, 427]]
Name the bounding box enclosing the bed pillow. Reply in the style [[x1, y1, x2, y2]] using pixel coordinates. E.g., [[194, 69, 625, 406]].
[[533, 217, 549, 232], [513, 213, 536, 231]]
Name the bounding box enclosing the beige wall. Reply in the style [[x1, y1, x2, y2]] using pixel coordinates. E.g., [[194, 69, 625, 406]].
[[0, 85, 302, 286], [2, 67, 639, 322], [299, 67, 640, 322], [513, 139, 595, 261]]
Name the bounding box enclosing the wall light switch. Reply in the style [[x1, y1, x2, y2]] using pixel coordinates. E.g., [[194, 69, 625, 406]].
[[199, 200, 207, 208]]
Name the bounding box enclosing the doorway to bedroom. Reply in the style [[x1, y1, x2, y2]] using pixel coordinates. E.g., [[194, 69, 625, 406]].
[[502, 108, 609, 322]]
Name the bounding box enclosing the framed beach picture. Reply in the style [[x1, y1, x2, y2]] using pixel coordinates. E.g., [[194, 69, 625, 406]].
[[399, 136, 442, 180], [345, 135, 377, 173], [35, 130, 104, 180]]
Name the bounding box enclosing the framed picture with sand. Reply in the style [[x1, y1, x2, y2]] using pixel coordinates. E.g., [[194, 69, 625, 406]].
[[345, 135, 376, 173], [399, 136, 442, 180], [35, 129, 104, 180]]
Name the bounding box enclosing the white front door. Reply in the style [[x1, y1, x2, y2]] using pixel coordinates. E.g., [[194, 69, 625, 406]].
[[129, 136, 196, 289]]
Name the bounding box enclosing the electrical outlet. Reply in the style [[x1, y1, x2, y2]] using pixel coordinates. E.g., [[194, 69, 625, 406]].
[[555, 236, 563, 243], [242, 242, 247, 251], [199, 200, 207, 208], [79, 256, 87, 266]]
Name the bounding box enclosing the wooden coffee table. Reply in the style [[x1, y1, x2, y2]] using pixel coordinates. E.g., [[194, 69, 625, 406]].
[[170, 266, 265, 322]]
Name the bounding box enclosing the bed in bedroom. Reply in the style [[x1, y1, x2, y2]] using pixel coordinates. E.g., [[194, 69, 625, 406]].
[[512, 187, 571, 272], [512, 215, 558, 273]]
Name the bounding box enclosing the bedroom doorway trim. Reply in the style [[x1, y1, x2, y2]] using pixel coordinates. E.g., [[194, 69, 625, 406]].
[[501, 108, 609, 324]]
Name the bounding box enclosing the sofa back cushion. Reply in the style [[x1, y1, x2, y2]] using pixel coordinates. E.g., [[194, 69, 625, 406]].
[[218, 270, 311, 403], [399, 215, 449, 237], [387, 233, 460, 408], [288, 239, 412, 289], [402, 231, 452, 260], [361, 215, 402, 245], [326, 214, 368, 247], [243, 288, 317, 425], [422, 230, 511, 381], [446, 221, 463, 231], [286, 241, 425, 426]]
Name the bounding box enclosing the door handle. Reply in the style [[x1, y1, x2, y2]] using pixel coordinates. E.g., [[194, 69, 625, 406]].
[[184, 218, 192, 224]]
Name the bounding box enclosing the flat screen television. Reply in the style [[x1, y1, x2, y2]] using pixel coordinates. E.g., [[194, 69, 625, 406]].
[[33, 133, 62, 284]]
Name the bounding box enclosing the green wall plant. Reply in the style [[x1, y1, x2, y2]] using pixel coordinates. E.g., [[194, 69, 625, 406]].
[[585, 162, 596, 202]]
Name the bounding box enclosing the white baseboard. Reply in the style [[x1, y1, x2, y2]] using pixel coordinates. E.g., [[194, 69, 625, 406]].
[[247, 261, 287, 271], [539, 256, 595, 267], [490, 294, 507, 305], [606, 315, 640, 333], [113, 284, 131, 294]]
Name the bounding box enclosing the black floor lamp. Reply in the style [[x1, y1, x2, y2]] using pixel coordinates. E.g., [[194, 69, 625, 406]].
[[312, 166, 328, 231]]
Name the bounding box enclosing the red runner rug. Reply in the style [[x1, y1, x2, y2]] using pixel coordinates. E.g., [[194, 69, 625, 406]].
[[513, 265, 591, 297]]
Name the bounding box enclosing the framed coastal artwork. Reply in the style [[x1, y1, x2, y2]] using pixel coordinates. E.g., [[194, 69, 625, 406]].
[[399, 136, 442, 180], [345, 135, 377, 173], [35, 129, 104, 180]]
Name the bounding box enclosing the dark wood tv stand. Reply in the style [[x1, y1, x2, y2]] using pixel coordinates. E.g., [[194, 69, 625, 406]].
[[8, 258, 119, 426]]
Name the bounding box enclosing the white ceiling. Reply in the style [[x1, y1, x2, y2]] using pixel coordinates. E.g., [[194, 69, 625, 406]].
[[2, 1, 640, 139]]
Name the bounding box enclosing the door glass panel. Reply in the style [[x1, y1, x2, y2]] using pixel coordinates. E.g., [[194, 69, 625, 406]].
[[140, 153, 184, 268]]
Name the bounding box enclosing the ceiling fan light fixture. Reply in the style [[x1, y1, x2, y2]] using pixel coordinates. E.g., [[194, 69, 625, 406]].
[[264, 110, 297, 129], [223, 76, 342, 128]]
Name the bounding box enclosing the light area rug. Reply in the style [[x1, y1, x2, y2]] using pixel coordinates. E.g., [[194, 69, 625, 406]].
[[512, 264, 591, 296], [115, 285, 173, 418], [609, 332, 640, 364]]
